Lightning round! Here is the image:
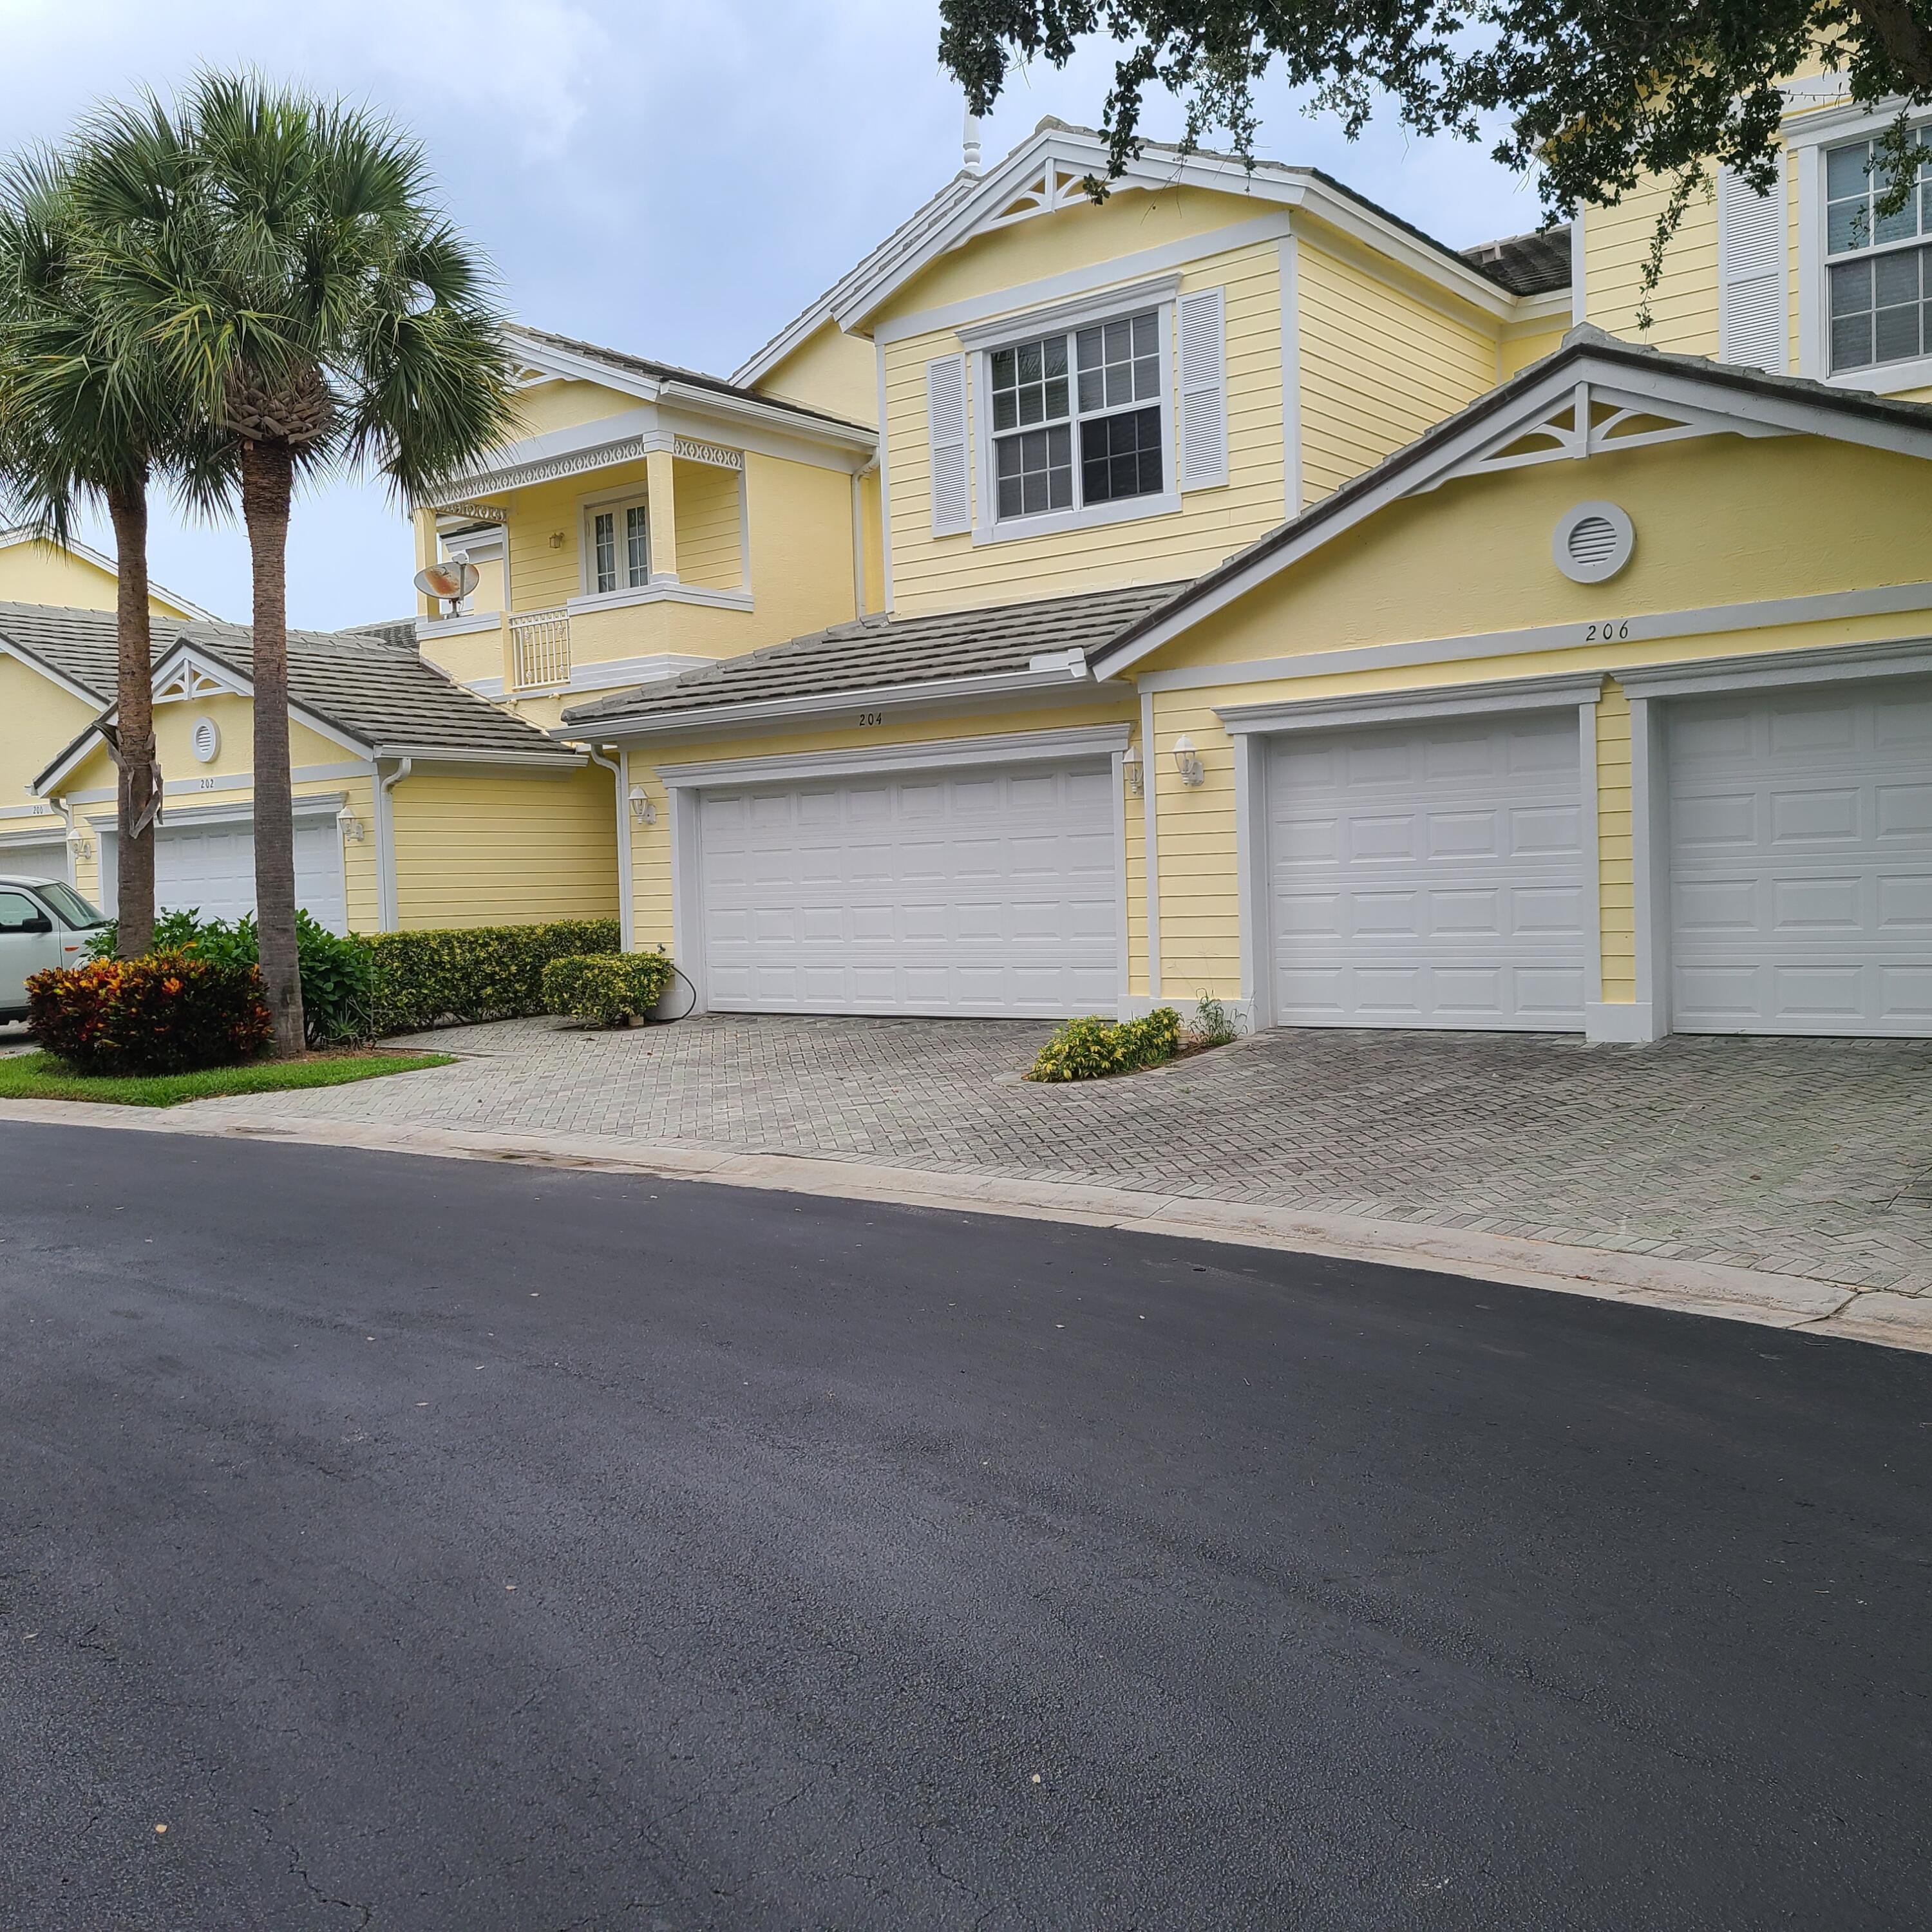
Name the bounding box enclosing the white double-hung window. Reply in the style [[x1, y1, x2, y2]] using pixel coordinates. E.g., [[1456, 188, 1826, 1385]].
[[1825, 129, 1932, 374], [583, 495, 650, 594], [987, 310, 1166, 521]]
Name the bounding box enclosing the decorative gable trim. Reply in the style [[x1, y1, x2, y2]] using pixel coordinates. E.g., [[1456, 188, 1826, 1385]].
[[1406, 376, 1790, 496], [985, 155, 1095, 231], [1088, 335, 1932, 680], [152, 646, 249, 705]]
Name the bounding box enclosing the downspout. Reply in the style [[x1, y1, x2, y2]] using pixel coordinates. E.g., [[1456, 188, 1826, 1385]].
[[375, 756, 412, 932], [582, 743, 634, 951]]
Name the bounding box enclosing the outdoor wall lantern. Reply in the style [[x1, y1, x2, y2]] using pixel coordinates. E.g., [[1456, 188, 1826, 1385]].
[[1171, 735, 1206, 788], [1122, 744, 1143, 796], [629, 784, 657, 827], [66, 829, 94, 863], [336, 806, 365, 844]]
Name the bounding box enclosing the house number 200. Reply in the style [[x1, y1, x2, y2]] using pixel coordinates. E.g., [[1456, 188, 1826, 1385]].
[[857, 710, 886, 726], [1583, 619, 1631, 643]]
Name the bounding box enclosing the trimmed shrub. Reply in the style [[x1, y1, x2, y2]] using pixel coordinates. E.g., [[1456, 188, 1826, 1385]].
[[366, 919, 621, 1034], [86, 909, 375, 1046], [541, 951, 675, 1027], [1026, 1006, 1182, 1083], [28, 952, 272, 1074]]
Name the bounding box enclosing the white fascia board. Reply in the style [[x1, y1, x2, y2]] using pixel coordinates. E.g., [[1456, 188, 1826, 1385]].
[[656, 382, 875, 456], [1090, 350, 1932, 680], [368, 744, 586, 768], [0, 636, 108, 708], [1615, 633, 1932, 700], [1504, 289, 1573, 332], [837, 124, 1520, 334], [504, 329, 665, 402], [424, 406, 659, 506], [647, 720, 1132, 790], [652, 401, 873, 475], [561, 665, 1094, 744], [1217, 670, 1604, 734]]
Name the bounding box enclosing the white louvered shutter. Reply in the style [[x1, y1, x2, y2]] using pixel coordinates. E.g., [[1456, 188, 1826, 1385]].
[[927, 354, 971, 535], [1177, 287, 1227, 490], [1719, 161, 1788, 372]]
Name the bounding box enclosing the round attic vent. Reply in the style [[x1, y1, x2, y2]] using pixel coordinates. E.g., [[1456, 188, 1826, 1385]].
[[191, 716, 220, 764], [1553, 501, 1634, 584]]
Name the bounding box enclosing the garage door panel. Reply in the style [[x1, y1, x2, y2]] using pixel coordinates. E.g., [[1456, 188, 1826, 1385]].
[[1268, 712, 1586, 1032], [701, 759, 1117, 1018], [1669, 681, 1932, 1034]]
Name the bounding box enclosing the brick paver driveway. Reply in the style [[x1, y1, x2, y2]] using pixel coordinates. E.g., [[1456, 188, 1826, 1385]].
[[187, 1016, 1932, 1298]]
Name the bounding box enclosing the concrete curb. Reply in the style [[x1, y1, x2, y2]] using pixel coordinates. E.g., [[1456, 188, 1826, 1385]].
[[3, 1097, 1926, 1355]]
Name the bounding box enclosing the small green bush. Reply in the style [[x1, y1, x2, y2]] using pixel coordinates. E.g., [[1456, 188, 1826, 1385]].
[[1027, 1006, 1181, 1082], [28, 952, 272, 1074], [366, 918, 621, 1033], [1192, 991, 1239, 1048], [541, 951, 674, 1027], [88, 908, 375, 1046]]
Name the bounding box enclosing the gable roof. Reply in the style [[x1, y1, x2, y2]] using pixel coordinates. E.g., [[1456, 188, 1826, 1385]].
[[1460, 224, 1573, 297], [507, 324, 873, 443], [0, 529, 216, 621], [559, 580, 1183, 737], [825, 118, 1547, 334], [8, 603, 576, 796], [1089, 325, 1932, 679]]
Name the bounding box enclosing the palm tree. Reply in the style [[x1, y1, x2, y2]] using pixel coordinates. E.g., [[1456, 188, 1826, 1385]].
[[0, 147, 189, 960], [79, 75, 517, 1056]]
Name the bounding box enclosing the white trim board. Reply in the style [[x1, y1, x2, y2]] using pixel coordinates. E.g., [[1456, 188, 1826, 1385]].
[[1614, 632, 1932, 700], [651, 722, 1131, 791], [1130, 580, 1932, 695], [1216, 670, 1604, 735], [85, 791, 346, 832]]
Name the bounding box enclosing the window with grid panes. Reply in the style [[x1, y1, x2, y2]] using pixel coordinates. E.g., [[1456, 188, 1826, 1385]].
[[585, 497, 650, 593], [989, 309, 1163, 522], [1826, 130, 1932, 372]]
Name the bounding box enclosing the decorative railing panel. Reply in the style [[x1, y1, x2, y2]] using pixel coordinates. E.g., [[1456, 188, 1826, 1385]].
[[511, 607, 571, 690]]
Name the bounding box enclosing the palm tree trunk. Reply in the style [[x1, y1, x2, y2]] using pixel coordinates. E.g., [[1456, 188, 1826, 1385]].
[[106, 478, 158, 960], [240, 438, 306, 1059]]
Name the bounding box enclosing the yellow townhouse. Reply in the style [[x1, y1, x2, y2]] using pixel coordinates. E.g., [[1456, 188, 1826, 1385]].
[[540, 111, 1932, 1045], [6, 603, 610, 933]]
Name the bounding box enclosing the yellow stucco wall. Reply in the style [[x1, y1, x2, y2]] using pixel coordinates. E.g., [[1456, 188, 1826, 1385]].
[[0, 537, 200, 618], [1499, 320, 1568, 379], [752, 317, 879, 427], [510, 377, 642, 439], [390, 766, 617, 929], [1, 655, 100, 846], [674, 459, 744, 591]]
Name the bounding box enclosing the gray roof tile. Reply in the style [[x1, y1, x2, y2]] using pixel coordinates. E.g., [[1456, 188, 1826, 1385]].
[[0, 601, 571, 763], [560, 581, 1184, 730], [1461, 225, 1573, 296]]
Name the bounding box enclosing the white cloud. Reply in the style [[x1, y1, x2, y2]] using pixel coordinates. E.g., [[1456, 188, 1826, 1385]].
[[1, 0, 1549, 626]]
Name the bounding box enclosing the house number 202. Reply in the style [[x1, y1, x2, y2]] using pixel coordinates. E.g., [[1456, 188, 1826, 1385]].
[[857, 710, 886, 726], [1583, 618, 1631, 643]]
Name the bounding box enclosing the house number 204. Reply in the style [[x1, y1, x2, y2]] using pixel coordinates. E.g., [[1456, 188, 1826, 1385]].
[[857, 710, 886, 726], [1583, 619, 1631, 643]]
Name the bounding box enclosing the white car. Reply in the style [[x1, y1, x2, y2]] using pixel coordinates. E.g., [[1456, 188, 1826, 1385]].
[[0, 875, 109, 1023]]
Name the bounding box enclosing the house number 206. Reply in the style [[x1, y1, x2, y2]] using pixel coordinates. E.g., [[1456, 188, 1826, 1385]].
[[1583, 619, 1631, 643], [857, 710, 886, 726]]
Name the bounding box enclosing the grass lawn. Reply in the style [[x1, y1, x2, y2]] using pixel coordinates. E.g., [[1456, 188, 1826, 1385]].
[[0, 1048, 456, 1108]]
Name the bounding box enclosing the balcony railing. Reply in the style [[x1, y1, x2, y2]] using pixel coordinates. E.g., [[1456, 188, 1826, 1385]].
[[509, 607, 571, 690]]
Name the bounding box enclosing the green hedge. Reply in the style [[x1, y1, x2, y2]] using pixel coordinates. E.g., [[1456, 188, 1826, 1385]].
[[368, 919, 621, 1033], [1027, 1007, 1181, 1083], [541, 951, 674, 1027]]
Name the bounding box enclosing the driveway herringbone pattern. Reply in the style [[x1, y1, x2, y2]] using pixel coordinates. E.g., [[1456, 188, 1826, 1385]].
[[184, 1016, 1932, 1296]]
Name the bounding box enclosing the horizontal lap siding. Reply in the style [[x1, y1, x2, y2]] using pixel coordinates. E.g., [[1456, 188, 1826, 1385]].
[[1296, 242, 1498, 504], [393, 770, 616, 930], [1595, 682, 1635, 1003], [1582, 180, 1721, 359], [1148, 690, 1240, 999], [884, 243, 1288, 616], [337, 773, 381, 934], [672, 459, 743, 591]]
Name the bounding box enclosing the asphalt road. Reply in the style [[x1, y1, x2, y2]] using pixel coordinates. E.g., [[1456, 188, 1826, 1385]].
[[2, 1123, 1928, 1930]]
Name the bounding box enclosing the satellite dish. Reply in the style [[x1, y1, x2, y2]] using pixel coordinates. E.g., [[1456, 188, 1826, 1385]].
[[414, 560, 480, 607]]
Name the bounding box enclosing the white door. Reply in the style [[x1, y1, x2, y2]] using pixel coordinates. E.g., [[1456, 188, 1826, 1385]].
[[1266, 712, 1589, 1029], [1667, 681, 1932, 1035], [105, 816, 349, 935], [697, 761, 1119, 1018]]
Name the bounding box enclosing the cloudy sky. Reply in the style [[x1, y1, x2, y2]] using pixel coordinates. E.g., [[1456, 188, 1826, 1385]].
[[1, 0, 1548, 628]]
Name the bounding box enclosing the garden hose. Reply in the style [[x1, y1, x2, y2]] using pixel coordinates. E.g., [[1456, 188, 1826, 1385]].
[[649, 961, 699, 1024]]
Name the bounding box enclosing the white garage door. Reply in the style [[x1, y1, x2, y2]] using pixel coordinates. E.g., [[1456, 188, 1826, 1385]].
[[104, 815, 348, 935], [1267, 711, 1589, 1030], [0, 839, 70, 887], [697, 761, 1119, 1017], [1668, 681, 1932, 1035]]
